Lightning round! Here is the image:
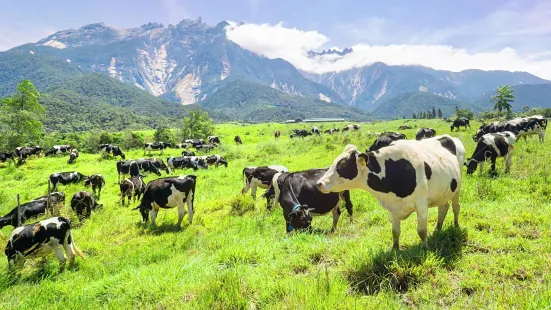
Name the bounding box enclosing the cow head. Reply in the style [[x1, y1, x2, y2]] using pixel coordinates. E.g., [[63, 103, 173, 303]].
[[464, 158, 479, 175], [133, 203, 151, 223], [288, 205, 315, 231], [317, 145, 370, 193], [196, 158, 208, 170]]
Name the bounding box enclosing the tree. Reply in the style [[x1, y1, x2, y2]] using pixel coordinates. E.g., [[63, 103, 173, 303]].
[[179, 109, 214, 140], [522, 105, 530, 113], [432, 106, 436, 118], [438, 108, 443, 118], [0, 80, 45, 150], [122, 130, 144, 150], [491, 85, 514, 117], [412, 112, 417, 119], [154, 126, 174, 143]]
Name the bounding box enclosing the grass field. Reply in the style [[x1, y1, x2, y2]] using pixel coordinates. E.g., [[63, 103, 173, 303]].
[[0, 119, 550, 309]]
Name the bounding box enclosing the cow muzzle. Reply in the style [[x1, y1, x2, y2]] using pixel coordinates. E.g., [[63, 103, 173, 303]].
[[316, 181, 330, 194]]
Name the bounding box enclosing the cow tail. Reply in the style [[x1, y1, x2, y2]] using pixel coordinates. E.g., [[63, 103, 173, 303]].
[[68, 230, 86, 260], [242, 168, 247, 186]]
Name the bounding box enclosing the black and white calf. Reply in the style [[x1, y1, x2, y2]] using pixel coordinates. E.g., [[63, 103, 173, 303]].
[[167, 156, 208, 171], [99, 144, 126, 159], [0, 192, 65, 233], [450, 118, 470, 131], [415, 128, 436, 140], [120, 176, 146, 206], [367, 132, 407, 152], [45, 145, 71, 156], [317, 135, 466, 250], [208, 136, 221, 144], [144, 142, 171, 155], [67, 149, 79, 164], [71, 191, 103, 219], [133, 175, 197, 228], [84, 174, 106, 198], [264, 168, 353, 232], [241, 165, 289, 199], [204, 155, 228, 168], [49, 172, 87, 191], [234, 136, 243, 144], [465, 132, 516, 175], [4, 217, 85, 271]]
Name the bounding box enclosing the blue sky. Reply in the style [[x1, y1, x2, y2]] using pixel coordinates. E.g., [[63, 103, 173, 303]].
[[1, 0, 550, 77]]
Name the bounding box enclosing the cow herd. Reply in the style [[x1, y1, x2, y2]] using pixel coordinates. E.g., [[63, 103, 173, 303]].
[[0, 117, 548, 272]]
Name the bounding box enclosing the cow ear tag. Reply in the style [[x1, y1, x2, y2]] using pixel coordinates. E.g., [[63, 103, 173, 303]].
[[358, 153, 368, 166]]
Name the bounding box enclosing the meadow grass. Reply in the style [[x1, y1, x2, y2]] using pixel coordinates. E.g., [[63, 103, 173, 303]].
[[0, 119, 550, 309]]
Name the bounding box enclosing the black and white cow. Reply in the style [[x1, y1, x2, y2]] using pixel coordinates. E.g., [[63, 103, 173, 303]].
[[450, 118, 470, 131], [367, 132, 407, 152], [316, 135, 466, 250], [343, 124, 360, 132], [398, 125, 412, 130], [290, 129, 312, 139], [274, 130, 281, 138], [465, 132, 516, 175], [134, 158, 162, 176], [45, 145, 71, 156], [67, 149, 79, 164], [4, 216, 85, 271], [99, 144, 126, 159], [133, 175, 197, 228], [144, 142, 171, 155], [311, 126, 321, 135], [415, 128, 436, 140], [142, 158, 170, 174], [208, 136, 221, 144], [182, 151, 196, 157], [49, 172, 87, 191], [71, 191, 103, 219], [0, 192, 65, 233], [203, 155, 228, 168], [234, 136, 243, 144], [183, 139, 205, 148], [15, 146, 42, 164], [263, 168, 353, 232], [324, 128, 339, 134], [116, 160, 141, 182], [195, 144, 217, 152], [120, 175, 146, 206], [241, 165, 289, 199], [167, 156, 208, 171], [0, 151, 14, 163], [473, 116, 546, 142], [84, 174, 106, 198]]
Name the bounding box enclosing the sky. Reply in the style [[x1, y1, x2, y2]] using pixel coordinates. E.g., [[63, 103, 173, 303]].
[[1, 0, 550, 78]]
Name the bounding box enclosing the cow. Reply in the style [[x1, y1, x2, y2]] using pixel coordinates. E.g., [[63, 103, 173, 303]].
[[134, 158, 163, 176], [4, 216, 85, 272], [263, 168, 353, 232], [84, 174, 106, 198], [195, 144, 217, 152], [290, 129, 312, 139], [71, 191, 103, 219], [324, 128, 339, 134], [311, 126, 321, 135], [116, 160, 141, 182], [99, 144, 126, 159], [367, 132, 407, 152], [142, 158, 170, 174], [473, 116, 546, 143], [234, 136, 243, 145], [398, 125, 412, 130], [0, 151, 14, 163], [183, 139, 205, 148], [465, 132, 516, 175], [316, 135, 466, 250], [343, 124, 360, 132], [120, 175, 146, 206], [208, 136, 221, 145], [203, 155, 228, 168], [15, 146, 42, 164], [274, 130, 281, 138], [0, 192, 66, 234], [450, 118, 470, 131], [241, 165, 289, 199], [182, 151, 196, 157], [133, 175, 197, 228], [415, 128, 436, 140], [49, 172, 87, 191], [167, 156, 208, 171], [45, 145, 71, 156], [144, 142, 171, 155], [67, 149, 79, 164]]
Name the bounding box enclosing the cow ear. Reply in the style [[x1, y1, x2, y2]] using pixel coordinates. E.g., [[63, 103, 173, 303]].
[[357, 153, 368, 166], [343, 144, 357, 153]]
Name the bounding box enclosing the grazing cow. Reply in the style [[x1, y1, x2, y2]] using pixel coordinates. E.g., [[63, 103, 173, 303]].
[[49, 172, 87, 191], [142, 158, 170, 174], [15, 146, 42, 164], [234, 136, 243, 144], [0, 192, 65, 233], [167, 156, 208, 171], [241, 165, 289, 199], [195, 144, 217, 152], [67, 149, 79, 164], [45, 145, 71, 156], [316, 135, 466, 250], [450, 118, 470, 131], [324, 128, 339, 134], [144, 142, 171, 155], [208, 136, 221, 145], [120, 176, 146, 206], [133, 175, 197, 227], [182, 151, 195, 157], [0, 151, 14, 163], [203, 155, 228, 168], [84, 174, 106, 198], [184, 139, 206, 148], [415, 128, 436, 140], [311, 126, 321, 135], [290, 129, 312, 139], [71, 191, 102, 219], [343, 124, 360, 132], [367, 132, 407, 152], [4, 216, 85, 271], [263, 168, 353, 232], [116, 160, 141, 182], [473, 116, 546, 142], [398, 125, 412, 130], [465, 132, 516, 175], [274, 130, 281, 138], [99, 144, 126, 159]]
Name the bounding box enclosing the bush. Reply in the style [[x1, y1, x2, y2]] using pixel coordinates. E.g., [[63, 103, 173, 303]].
[[122, 130, 144, 150]]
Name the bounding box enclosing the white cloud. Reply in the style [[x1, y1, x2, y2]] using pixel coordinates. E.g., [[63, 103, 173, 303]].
[[225, 21, 551, 79]]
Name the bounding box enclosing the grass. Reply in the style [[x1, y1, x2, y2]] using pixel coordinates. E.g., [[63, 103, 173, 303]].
[[0, 119, 551, 309]]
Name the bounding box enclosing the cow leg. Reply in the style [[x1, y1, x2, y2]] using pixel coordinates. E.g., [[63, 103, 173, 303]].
[[251, 186, 257, 200], [416, 201, 429, 250], [452, 194, 461, 227], [52, 246, 67, 272], [177, 204, 185, 228], [340, 191, 354, 223], [150, 209, 158, 226], [63, 240, 76, 267], [505, 150, 513, 173], [435, 202, 450, 231], [490, 157, 497, 173], [539, 132, 545, 143], [186, 191, 194, 225], [479, 161, 484, 174], [331, 207, 341, 232], [391, 214, 401, 250]]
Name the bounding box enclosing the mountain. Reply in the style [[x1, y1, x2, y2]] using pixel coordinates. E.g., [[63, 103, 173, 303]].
[[474, 83, 551, 111], [306, 62, 549, 112], [199, 79, 370, 123], [371, 91, 473, 119], [6, 19, 341, 105]]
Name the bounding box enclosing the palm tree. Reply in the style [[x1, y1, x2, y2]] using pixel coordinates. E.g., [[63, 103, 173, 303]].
[[491, 85, 514, 117]]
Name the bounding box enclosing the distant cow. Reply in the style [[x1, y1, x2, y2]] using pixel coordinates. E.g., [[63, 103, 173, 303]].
[[45, 145, 71, 156], [204, 155, 228, 168], [120, 176, 146, 206], [415, 128, 436, 140], [4, 216, 85, 271], [0, 151, 14, 163], [133, 175, 197, 228], [182, 151, 195, 157], [99, 144, 126, 159], [324, 128, 339, 134], [290, 129, 312, 138], [311, 126, 321, 135], [167, 156, 208, 171], [398, 125, 412, 130], [234, 136, 243, 144], [367, 132, 407, 152], [71, 191, 102, 219], [144, 142, 171, 155], [49, 172, 87, 191], [450, 118, 470, 131], [241, 165, 289, 200], [264, 168, 353, 232], [142, 158, 170, 174], [195, 144, 217, 152], [84, 174, 106, 198], [473, 116, 546, 142], [0, 192, 65, 232], [116, 160, 141, 182], [208, 136, 221, 144], [465, 132, 516, 175], [184, 139, 205, 148], [15, 146, 42, 164], [343, 124, 360, 131], [67, 149, 79, 164], [274, 130, 281, 138]]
